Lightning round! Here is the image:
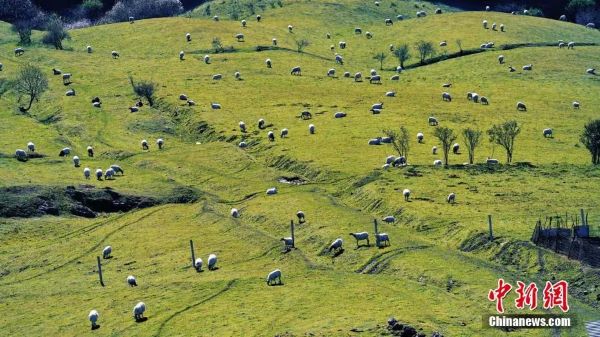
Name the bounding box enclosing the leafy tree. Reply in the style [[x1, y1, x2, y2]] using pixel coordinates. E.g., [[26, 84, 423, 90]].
[[462, 128, 482, 164], [129, 76, 157, 107], [373, 52, 387, 70], [487, 120, 521, 164], [566, 0, 596, 13], [581, 119, 600, 165], [295, 39, 310, 53], [393, 44, 410, 68], [415, 40, 435, 65], [434, 127, 457, 167], [383, 126, 410, 161], [15, 64, 48, 112], [42, 15, 69, 50], [11, 20, 33, 45], [212, 37, 224, 53], [82, 0, 104, 19]]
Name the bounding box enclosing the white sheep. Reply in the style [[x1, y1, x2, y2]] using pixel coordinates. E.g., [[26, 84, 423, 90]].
[[383, 215, 395, 223], [204, 55, 210, 64], [335, 54, 344, 65], [354, 72, 362, 82], [194, 258, 203, 272], [211, 102, 222, 109], [291, 66, 301, 75], [442, 92, 452, 102], [386, 155, 396, 164], [272, 38, 277, 46], [14, 47, 24, 56], [483, 20, 488, 29], [568, 42, 575, 49], [516, 101, 527, 111], [382, 164, 390, 170], [385, 18, 393, 26], [110, 165, 123, 175], [266, 187, 277, 195], [559, 14, 567, 21], [256, 15, 261, 22], [89, 310, 99, 329], [417, 132, 424, 143], [239, 121, 246, 133], [258, 118, 266, 129], [27, 142, 35, 152], [59, 147, 71, 157], [375, 233, 390, 247], [73, 156, 80, 167], [573, 101, 580, 109], [439, 41, 447, 47], [288, 25, 293, 32], [231, 208, 239, 218], [486, 5, 490, 11], [241, 19, 247, 27], [397, 14, 404, 20], [128, 16, 135, 23], [156, 138, 164, 149], [129, 106, 139, 112], [587, 68, 596, 75], [92, 101, 101, 108], [213, 15, 219, 21], [212, 74, 223, 80], [487, 158, 499, 165], [393, 156, 406, 167], [266, 269, 282, 285], [587, 23, 596, 29], [238, 141, 247, 148], [403, 189, 411, 201], [447, 192, 456, 204], [265, 58, 272, 68], [280, 128, 288, 138], [559, 42, 566, 48], [102, 246, 112, 259], [186, 33, 191, 42], [428, 117, 439, 126], [452, 143, 460, 154], [369, 75, 381, 84], [492, 23, 497, 30], [267, 131, 275, 141], [368, 138, 382, 146], [309, 124, 315, 134], [235, 33, 244, 42], [297, 210, 305, 222], [127, 275, 137, 287], [207, 254, 217, 270], [433, 159, 442, 167], [432, 146, 438, 155], [111, 51, 120, 59], [133, 302, 146, 321], [281, 237, 294, 249], [179, 51, 185, 60], [66, 88, 76, 96], [234, 71, 241, 80], [95, 168, 103, 180], [15, 149, 27, 161], [141, 140, 149, 150], [104, 168, 115, 180], [328, 238, 343, 253], [480, 96, 489, 105], [334, 112, 347, 118], [365, 31, 373, 39], [62, 73, 72, 85], [349, 232, 369, 246], [500, 24, 505, 32], [87, 45, 93, 53], [498, 55, 504, 64], [523, 64, 533, 71], [327, 68, 336, 77], [543, 128, 553, 138], [87, 146, 94, 157], [84, 167, 91, 179]]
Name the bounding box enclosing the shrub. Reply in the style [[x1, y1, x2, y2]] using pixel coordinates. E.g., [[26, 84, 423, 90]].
[[101, 0, 183, 23], [42, 15, 70, 50]]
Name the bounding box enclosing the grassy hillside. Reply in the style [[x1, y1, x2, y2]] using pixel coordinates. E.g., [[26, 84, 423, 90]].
[[1, 1, 600, 336]]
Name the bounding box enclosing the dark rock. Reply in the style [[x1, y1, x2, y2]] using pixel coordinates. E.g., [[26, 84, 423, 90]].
[[401, 326, 417, 337], [70, 205, 96, 218]]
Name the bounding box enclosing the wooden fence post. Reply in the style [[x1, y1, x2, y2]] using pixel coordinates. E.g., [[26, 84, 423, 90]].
[[290, 220, 295, 248], [580, 209, 586, 226], [190, 240, 196, 268], [97, 256, 104, 287], [374, 219, 379, 235], [488, 215, 494, 241]]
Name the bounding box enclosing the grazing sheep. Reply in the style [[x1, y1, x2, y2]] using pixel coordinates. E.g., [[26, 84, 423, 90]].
[[492, 23, 497, 30], [234, 71, 241, 80], [349, 232, 369, 246], [0, 63, 3, 71], [211, 103, 222, 109], [432, 146, 438, 155], [241, 19, 246, 27], [231, 208, 239, 218], [86, 146, 94, 157], [327, 68, 336, 77], [309, 124, 315, 134], [87, 46, 93, 53], [272, 38, 277, 46], [559, 14, 567, 21], [442, 92, 452, 102], [91, 96, 101, 104], [280, 237, 294, 250], [385, 155, 396, 165], [375, 233, 390, 247], [104, 168, 115, 180], [110, 165, 124, 175], [129, 106, 139, 112], [573, 101, 580, 109], [397, 66, 404, 73], [27, 142, 35, 152], [452, 143, 460, 154], [417, 132, 424, 143], [509, 66, 516, 72], [92, 101, 101, 108], [328, 238, 343, 253], [500, 24, 505, 32], [543, 128, 553, 138], [266, 269, 282, 285], [397, 15, 404, 20], [296, 210, 305, 223], [194, 258, 203, 272], [434, 159, 442, 167], [102, 246, 112, 259], [204, 55, 210, 64], [128, 16, 134, 23], [179, 94, 188, 101], [472, 93, 480, 103], [59, 147, 71, 157], [391, 75, 400, 80], [156, 138, 164, 149], [385, 18, 393, 25], [207, 254, 218, 270], [403, 189, 411, 201], [133, 302, 146, 321], [280, 128, 288, 138], [266, 187, 277, 195], [300, 110, 312, 119], [62, 73, 72, 85], [127, 275, 137, 287], [53, 68, 62, 75], [212, 74, 223, 80], [447, 192, 456, 204], [428, 116, 439, 126], [372, 102, 383, 110], [480, 96, 489, 105], [235, 33, 244, 42], [467, 92, 473, 101], [523, 9, 529, 15], [383, 215, 395, 223], [354, 72, 362, 82], [486, 6, 490, 11], [73, 156, 80, 167], [335, 54, 344, 65], [385, 91, 396, 97], [288, 25, 293, 32], [483, 20, 488, 29], [334, 111, 347, 118], [365, 32, 373, 39], [439, 41, 447, 47], [369, 75, 381, 84], [95, 169, 103, 180], [15, 149, 27, 161], [258, 119, 266, 129], [498, 55, 504, 64], [435, 8, 442, 14], [267, 131, 275, 141], [382, 163, 390, 170], [370, 69, 378, 76], [587, 23, 596, 29], [111, 51, 120, 59], [213, 15, 219, 21], [487, 158, 499, 165], [14, 48, 24, 56], [186, 33, 191, 42], [141, 140, 149, 150], [417, 11, 427, 17], [354, 27, 362, 34], [238, 141, 247, 148], [256, 15, 261, 22], [66, 88, 76, 96], [587, 68, 596, 75], [179, 51, 185, 60], [389, 44, 394, 51], [239, 121, 246, 133], [393, 156, 407, 167], [265, 58, 272, 68], [368, 138, 382, 146], [568, 41, 575, 49], [291, 66, 301, 75], [522, 64, 533, 71], [89, 310, 99, 330], [516, 101, 527, 111], [83, 167, 91, 179]]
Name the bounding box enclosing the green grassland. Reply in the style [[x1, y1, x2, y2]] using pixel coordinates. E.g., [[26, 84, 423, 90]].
[[1, 1, 600, 336]]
